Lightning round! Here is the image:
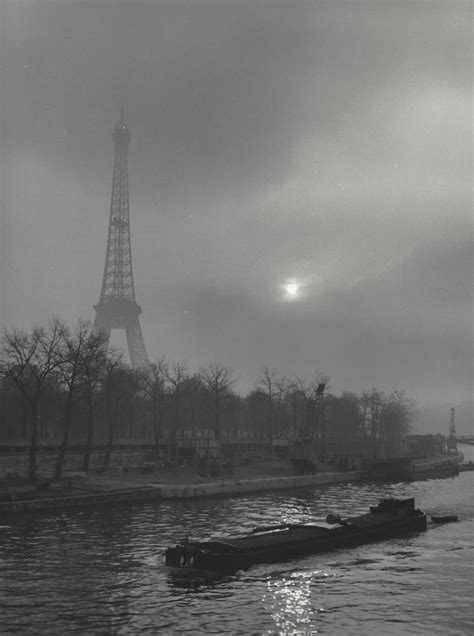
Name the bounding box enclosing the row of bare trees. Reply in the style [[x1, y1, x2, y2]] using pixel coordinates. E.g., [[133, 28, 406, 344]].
[[250, 370, 414, 453], [0, 318, 242, 480], [0, 319, 118, 481], [0, 318, 416, 481]]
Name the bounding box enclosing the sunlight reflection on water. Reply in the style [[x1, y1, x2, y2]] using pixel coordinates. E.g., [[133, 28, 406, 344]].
[[1, 455, 474, 634]]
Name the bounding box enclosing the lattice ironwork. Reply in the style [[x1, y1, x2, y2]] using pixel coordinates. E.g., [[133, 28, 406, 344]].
[[93, 112, 149, 369]]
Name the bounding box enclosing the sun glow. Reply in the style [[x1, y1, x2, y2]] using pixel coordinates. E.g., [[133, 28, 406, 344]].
[[282, 280, 302, 301], [285, 282, 299, 297]]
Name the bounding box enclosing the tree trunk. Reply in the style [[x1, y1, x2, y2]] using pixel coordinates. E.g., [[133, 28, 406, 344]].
[[103, 396, 120, 469], [54, 396, 73, 479], [267, 393, 273, 452], [169, 398, 179, 460], [21, 401, 28, 439], [320, 397, 326, 454], [103, 428, 114, 470], [129, 399, 135, 438], [371, 414, 377, 457], [275, 396, 282, 440], [313, 400, 321, 445], [82, 393, 94, 472], [292, 403, 298, 438], [28, 403, 38, 483], [214, 405, 220, 441], [153, 405, 160, 460]]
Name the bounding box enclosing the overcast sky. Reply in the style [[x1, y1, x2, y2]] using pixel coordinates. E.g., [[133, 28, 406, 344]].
[[1, 0, 472, 407]]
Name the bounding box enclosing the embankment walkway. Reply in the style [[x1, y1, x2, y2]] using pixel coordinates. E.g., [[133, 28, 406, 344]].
[[0, 471, 363, 514]]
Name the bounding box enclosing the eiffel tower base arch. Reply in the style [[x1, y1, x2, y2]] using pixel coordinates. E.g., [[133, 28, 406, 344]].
[[93, 299, 149, 369]]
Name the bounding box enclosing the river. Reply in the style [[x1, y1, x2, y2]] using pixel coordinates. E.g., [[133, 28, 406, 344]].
[[1, 445, 474, 635]]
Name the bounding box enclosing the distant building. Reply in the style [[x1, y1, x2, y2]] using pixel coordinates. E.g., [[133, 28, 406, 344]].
[[405, 434, 446, 457]]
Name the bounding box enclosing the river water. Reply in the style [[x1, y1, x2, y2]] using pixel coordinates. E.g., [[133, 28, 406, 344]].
[[1, 445, 474, 635]]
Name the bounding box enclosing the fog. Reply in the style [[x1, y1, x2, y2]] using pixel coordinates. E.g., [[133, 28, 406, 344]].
[[2, 0, 472, 408]]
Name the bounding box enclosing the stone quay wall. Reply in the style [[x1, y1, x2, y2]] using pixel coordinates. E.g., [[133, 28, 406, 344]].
[[157, 471, 363, 499], [0, 471, 363, 513]]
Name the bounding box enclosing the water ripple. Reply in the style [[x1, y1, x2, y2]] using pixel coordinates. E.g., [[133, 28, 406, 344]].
[[1, 467, 474, 634]]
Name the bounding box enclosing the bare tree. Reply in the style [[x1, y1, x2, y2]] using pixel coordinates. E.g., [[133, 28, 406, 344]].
[[53, 320, 98, 479], [200, 362, 236, 441], [273, 378, 288, 439], [182, 374, 204, 437], [257, 367, 281, 448], [290, 377, 313, 441], [285, 382, 303, 439], [79, 329, 110, 471], [138, 357, 168, 458], [102, 359, 137, 470], [360, 389, 384, 457], [163, 361, 189, 457], [0, 318, 66, 482], [379, 390, 416, 455], [325, 391, 361, 449]]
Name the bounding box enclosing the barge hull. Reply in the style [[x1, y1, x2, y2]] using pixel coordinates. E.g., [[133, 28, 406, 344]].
[[165, 498, 427, 573]]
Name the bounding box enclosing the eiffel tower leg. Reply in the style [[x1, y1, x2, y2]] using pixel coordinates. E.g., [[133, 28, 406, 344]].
[[92, 314, 112, 348], [126, 318, 149, 369]]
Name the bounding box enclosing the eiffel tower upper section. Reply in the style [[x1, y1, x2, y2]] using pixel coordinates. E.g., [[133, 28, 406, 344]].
[[100, 109, 135, 302], [93, 110, 149, 369]]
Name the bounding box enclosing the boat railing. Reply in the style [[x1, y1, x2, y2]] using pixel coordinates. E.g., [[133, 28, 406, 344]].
[[251, 523, 293, 533]]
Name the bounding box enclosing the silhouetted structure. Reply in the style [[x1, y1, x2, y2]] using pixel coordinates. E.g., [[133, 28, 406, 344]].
[[93, 109, 149, 368], [447, 407, 457, 453]]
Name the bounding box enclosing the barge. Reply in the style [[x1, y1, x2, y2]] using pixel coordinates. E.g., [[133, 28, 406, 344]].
[[165, 497, 427, 573], [367, 457, 461, 482]]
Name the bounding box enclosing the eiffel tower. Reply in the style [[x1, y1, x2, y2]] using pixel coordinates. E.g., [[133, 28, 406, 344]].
[[93, 109, 149, 368]]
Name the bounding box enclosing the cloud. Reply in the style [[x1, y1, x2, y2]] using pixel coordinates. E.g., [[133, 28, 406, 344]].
[[2, 1, 472, 406], [139, 237, 472, 402]]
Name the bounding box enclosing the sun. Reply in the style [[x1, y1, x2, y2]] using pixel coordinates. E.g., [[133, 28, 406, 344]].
[[285, 282, 299, 297], [281, 280, 302, 301]]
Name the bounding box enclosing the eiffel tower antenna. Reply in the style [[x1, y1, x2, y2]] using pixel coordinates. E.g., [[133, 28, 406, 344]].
[[93, 111, 150, 368]]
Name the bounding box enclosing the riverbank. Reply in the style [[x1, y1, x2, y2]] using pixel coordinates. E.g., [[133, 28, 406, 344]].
[[0, 464, 363, 513], [0, 452, 465, 514]]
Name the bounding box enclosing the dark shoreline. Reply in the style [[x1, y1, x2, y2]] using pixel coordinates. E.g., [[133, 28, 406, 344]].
[[0, 471, 364, 513]]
